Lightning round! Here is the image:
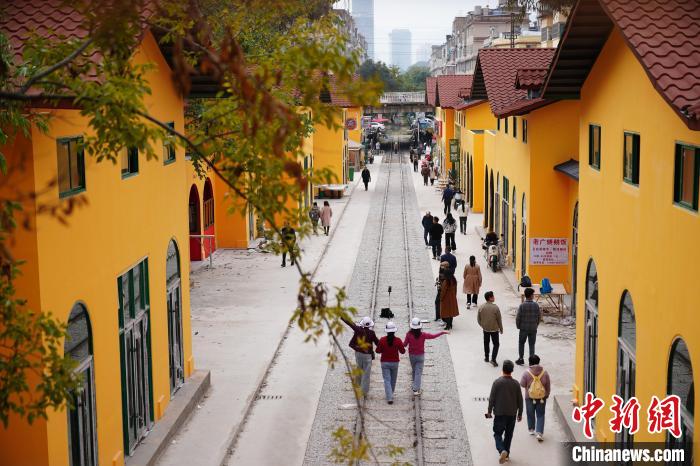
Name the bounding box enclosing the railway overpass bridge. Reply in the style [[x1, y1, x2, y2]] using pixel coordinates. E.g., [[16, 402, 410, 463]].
[[365, 91, 432, 114]]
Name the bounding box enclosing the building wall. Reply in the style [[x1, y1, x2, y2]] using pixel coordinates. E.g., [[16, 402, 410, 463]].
[[436, 107, 455, 177], [312, 109, 348, 185], [484, 101, 578, 286], [574, 28, 700, 444], [0, 31, 193, 466], [458, 102, 498, 214]]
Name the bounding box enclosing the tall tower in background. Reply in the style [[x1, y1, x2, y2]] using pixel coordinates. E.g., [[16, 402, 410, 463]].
[[351, 0, 374, 60], [390, 29, 411, 71]]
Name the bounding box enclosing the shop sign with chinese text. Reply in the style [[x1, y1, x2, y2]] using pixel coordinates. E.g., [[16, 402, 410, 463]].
[[529, 238, 568, 265]]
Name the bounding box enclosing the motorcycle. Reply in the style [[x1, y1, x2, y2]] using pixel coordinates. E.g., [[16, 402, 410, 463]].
[[482, 236, 505, 272]]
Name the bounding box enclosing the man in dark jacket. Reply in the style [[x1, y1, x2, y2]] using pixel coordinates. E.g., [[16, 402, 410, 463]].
[[515, 288, 542, 365], [420, 164, 430, 186], [439, 246, 457, 275], [421, 211, 433, 246], [280, 222, 296, 267], [429, 216, 444, 260], [486, 360, 523, 463], [361, 166, 371, 191], [442, 185, 455, 214]]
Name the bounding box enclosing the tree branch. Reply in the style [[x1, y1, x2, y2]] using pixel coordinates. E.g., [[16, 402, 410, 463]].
[[20, 38, 94, 93]]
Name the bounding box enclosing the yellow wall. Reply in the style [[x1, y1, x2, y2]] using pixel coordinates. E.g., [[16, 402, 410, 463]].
[[483, 101, 579, 287], [436, 107, 455, 177], [312, 109, 348, 185], [345, 106, 363, 145], [0, 31, 193, 466], [459, 102, 498, 213], [575, 28, 700, 444]]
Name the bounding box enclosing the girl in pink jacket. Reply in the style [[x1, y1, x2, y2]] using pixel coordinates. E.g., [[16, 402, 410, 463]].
[[403, 317, 449, 395]]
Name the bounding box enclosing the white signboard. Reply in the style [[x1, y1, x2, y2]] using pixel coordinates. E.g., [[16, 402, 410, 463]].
[[529, 238, 569, 265]]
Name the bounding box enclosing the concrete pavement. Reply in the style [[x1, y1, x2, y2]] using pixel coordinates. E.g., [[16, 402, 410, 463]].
[[410, 164, 575, 465]]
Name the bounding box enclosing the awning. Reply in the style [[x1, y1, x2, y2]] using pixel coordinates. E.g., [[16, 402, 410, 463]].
[[348, 139, 363, 150], [554, 159, 579, 181]]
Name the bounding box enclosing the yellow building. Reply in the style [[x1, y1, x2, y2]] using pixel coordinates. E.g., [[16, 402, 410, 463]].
[[470, 47, 579, 289], [312, 108, 348, 186], [0, 17, 195, 466], [433, 75, 473, 179], [544, 0, 699, 452]]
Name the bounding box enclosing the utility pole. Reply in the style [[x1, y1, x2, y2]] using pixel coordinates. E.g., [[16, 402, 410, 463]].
[[510, 12, 515, 48]]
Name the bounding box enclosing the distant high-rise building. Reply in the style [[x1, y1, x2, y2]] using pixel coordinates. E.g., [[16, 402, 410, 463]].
[[390, 29, 411, 71], [351, 0, 374, 60]]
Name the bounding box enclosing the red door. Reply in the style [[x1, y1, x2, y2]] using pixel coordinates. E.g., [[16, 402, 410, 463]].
[[202, 179, 216, 258], [188, 185, 202, 261]]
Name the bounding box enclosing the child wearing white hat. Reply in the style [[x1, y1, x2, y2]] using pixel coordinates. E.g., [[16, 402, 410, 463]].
[[403, 317, 449, 395], [375, 321, 405, 404]]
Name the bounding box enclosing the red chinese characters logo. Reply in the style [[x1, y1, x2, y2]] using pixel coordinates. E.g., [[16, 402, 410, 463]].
[[609, 395, 641, 435], [573, 392, 605, 439], [648, 395, 682, 438]]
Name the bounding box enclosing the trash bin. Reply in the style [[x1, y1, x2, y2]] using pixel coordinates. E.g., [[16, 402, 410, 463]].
[[349, 167, 354, 182]]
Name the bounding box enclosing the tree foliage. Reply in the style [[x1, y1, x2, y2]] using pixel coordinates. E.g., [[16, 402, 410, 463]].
[[358, 59, 430, 92]]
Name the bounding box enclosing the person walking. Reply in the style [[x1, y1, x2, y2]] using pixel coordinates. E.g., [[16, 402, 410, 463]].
[[442, 184, 455, 214], [309, 202, 321, 235], [341, 316, 379, 398], [486, 360, 523, 464], [280, 221, 297, 267], [458, 202, 469, 235], [439, 262, 459, 330], [519, 354, 551, 441], [478, 291, 503, 367], [320, 200, 333, 236], [429, 165, 437, 186], [462, 256, 482, 309], [404, 317, 449, 395], [439, 246, 457, 275], [413, 153, 419, 172], [361, 166, 371, 191], [421, 211, 433, 247], [376, 321, 405, 405], [443, 213, 457, 251], [429, 216, 444, 260], [421, 164, 430, 186], [515, 288, 542, 366], [453, 189, 465, 211]]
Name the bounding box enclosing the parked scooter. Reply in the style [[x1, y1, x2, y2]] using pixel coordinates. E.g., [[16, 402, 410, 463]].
[[481, 235, 505, 272]]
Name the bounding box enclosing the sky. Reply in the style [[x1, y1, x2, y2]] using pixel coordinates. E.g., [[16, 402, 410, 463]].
[[334, 0, 487, 66]]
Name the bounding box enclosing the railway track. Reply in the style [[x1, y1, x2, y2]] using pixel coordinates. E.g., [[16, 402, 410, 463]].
[[352, 150, 425, 466]]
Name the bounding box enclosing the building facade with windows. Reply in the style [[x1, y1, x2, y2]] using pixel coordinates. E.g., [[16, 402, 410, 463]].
[[0, 26, 195, 466], [470, 47, 580, 288], [543, 0, 699, 452]]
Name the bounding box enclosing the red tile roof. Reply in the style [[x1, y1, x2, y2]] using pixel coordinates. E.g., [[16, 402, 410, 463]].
[[426, 76, 437, 106], [435, 74, 473, 108], [454, 99, 487, 111], [598, 0, 700, 129], [515, 68, 549, 90], [471, 48, 556, 117]]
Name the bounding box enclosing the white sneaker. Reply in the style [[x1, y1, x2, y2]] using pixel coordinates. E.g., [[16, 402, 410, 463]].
[[528, 430, 535, 435], [536, 433, 543, 442], [413, 389, 422, 396]]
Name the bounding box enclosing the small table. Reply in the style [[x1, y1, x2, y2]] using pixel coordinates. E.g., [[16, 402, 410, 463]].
[[519, 283, 568, 317]]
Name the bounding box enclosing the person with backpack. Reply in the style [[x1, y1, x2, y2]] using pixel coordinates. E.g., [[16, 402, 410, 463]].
[[519, 354, 551, 441], [361, 166, 371, 191], [443, 212, 457, 251], [341, 316, 379, 398], [486, 360, 523, 464], [308, 202, 320, 235], [403, 317, 449, 395], [478, 291, 503, 367], [376, 321, 405, 405], [429, 216, 444, 260], [515, 288, 542, 366]]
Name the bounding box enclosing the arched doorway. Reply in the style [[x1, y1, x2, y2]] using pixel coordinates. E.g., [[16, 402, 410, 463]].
[[489, 170, 495, 231], [166, 240, 185, 393], [495, 173, 500, 236], [584, 259, 599, 397], [617, 291, 636, 449], [202, 179, 215, 258], [501, 177, 509, 255], [66, 303, 98, 466], [667, 338, 694, 464], [512, 187, 517, 269], [572, 203, 579, 317], [188, 185, 201, 261], [469, 156, 474, 208], [521, 194, 527, 279], [484, 165, 489, 228]]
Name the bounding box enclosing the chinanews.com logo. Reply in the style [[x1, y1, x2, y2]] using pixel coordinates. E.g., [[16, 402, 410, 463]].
[[563, 392, 688, 465]]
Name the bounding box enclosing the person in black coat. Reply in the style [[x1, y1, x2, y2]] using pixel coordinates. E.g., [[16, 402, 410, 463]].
[[421, 211, 433, 246], [361, 166, 371, 191], [429, 216, 444, 260]]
